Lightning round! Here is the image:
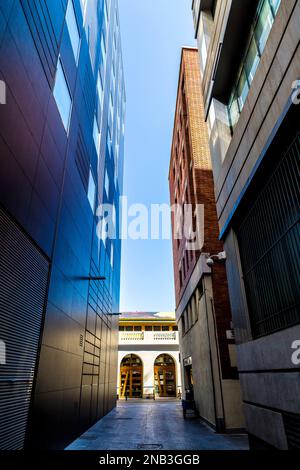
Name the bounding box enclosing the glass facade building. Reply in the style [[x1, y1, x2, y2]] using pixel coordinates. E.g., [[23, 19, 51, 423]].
[[0, 0, 125, 449]]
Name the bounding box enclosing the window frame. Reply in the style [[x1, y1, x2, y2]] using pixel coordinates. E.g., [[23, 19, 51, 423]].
[[53, 56, 73, 134], [66, 0, 81, 64]]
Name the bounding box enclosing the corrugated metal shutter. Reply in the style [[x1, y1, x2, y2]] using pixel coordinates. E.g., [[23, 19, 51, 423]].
[[0, 207, 49, 449]]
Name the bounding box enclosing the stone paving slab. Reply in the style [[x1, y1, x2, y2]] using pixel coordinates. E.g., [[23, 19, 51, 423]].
[[66, 400, 249, 451]]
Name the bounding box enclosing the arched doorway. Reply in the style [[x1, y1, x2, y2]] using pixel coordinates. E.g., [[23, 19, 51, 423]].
[[120, 354, 143, 398], [154, 354, 176, 397]]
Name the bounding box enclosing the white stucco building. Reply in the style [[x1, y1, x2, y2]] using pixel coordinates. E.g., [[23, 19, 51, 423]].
[[117, 312, 182, 399]]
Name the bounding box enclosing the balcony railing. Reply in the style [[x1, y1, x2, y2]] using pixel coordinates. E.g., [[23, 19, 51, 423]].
[[119, 331, 178, 345], [120, 332, 144, 341], [153, 332, 177, 341]]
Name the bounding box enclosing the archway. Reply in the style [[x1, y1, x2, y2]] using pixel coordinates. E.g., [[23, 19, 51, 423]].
[[120, 354, 143, 398], [154, 354, 176, 397]]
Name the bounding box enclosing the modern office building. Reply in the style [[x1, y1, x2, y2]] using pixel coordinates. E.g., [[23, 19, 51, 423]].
[[117, 312, 181, 399], [0, 0, 125, 449], [192, 0, 300, 448], [169, 47, 244, 432]]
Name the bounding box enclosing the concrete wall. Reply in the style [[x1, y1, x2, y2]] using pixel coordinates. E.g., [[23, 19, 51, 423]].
[[194, 0, 300, 448], [215, 0, 300, 232], [178, 274, 244, 431]]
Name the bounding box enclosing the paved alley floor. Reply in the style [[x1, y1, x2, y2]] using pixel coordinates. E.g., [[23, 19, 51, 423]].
[[66, 399, 249, 451]]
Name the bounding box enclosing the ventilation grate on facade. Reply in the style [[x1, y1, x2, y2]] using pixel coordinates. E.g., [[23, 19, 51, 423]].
[[0, 207, 49, 449], [237, 130, 300, 338], [283, 411, 300, 449]]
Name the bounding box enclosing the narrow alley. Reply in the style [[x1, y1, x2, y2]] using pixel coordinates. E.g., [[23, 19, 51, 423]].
[[67, 400, 249, 451]]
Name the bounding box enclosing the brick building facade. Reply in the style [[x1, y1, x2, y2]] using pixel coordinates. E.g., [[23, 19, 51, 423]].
[[169, 48, 244, 432]]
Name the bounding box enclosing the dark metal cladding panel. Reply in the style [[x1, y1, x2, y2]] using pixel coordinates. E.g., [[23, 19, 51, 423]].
[[0, 207, 49, 449], [20, 0, 62, 87], [283, 411, 300, 449]]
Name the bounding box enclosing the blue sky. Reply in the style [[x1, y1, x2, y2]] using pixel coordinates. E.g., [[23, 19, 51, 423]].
[[119, 0, 196, 312]]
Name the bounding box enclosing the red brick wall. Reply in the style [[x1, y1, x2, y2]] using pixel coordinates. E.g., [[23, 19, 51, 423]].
[[169, 48, 235, 379]]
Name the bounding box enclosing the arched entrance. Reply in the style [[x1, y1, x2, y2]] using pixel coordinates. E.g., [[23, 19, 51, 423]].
[[120, 354, 143, 398], [154, 354, 176, 397]]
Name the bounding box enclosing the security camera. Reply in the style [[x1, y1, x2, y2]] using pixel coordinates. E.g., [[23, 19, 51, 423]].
[[206, 257, 214, 267]]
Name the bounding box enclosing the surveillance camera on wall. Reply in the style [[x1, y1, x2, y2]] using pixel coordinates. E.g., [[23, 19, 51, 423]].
[[206, 252, 227, 268], [206, 258, 214, 267]]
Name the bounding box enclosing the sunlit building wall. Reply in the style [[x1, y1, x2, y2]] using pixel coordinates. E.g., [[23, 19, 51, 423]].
[[192, 0, 300, 449]]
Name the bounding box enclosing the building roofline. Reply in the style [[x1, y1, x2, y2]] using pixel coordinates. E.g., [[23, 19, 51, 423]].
[[168, 46, 198, 180]]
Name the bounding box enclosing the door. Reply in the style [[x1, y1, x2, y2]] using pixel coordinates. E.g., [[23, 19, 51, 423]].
[[154, 354, 176, 397], [120, 354, 143, 398]]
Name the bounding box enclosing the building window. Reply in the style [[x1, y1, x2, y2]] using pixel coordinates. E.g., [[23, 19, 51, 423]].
[[104, 169, 109, 197], [134, 326, 142, 331], [53, 58, 72, 132], [172, 325, 178, 331], [87, 169, 96, 211], [66, 0, 80, 62], [145, 326, 152, 331], [197, 11, 213, 76], [97, 72, 104, 110], [93, 115, 100, 155], [101, 32, 106, 65], [181, 314, 185, 336], [228, 0, 281, 132], [110, 242, 114, 267], [113, 29, 117, 51], [179, 267, 183, 289], [109, 91, 114, 123], [184, 310, 189, 332], [211, 0, 217, 18], [153, 326, 161, 331], [162, 326, 169, 331], [125, 326, 133, 332], [107, 126, 112, 155], [254, 0, 274, 53], [80, 0, 87, 22], [119, 326, 124, 331], [236, 69, 249, 111], [269, 0, 281, 14], [187, 304, 192, 329]]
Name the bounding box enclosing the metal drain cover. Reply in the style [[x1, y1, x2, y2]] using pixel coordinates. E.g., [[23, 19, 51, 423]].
[[137, 444, 163, 450]]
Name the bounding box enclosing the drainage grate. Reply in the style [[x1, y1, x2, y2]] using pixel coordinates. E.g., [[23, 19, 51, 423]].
[[137, 444, 163, 450]]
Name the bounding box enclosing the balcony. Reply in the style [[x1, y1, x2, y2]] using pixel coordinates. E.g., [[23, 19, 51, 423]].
[[119, 331, 178, 345]]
